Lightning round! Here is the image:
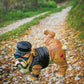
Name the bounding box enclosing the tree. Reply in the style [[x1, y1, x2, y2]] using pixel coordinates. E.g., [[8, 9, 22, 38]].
[[32, 0, 38, 7]]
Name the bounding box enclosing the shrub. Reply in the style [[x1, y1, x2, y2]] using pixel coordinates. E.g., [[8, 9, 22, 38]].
[[38, 1, 57, 8]]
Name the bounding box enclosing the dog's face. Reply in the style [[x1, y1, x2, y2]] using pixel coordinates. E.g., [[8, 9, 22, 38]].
[[14, 53, 31, 69]]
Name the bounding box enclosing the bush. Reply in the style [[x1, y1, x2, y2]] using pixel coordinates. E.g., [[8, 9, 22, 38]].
[[38, 1, 57, 8], [46, 1, 57, 8]]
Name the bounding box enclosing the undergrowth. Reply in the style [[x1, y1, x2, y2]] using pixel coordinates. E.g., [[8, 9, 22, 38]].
[[67, 0, 84, 39]]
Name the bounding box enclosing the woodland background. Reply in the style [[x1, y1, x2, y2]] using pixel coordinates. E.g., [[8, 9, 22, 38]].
[[0, 0, 84, 39]]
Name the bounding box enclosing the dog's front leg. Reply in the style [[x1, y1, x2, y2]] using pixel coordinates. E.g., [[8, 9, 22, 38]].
[[27, 64, 42, 81], [56, 61, 68, 77]]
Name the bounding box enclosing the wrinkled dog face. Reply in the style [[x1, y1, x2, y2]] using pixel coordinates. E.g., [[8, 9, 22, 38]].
[[14, 53, 30, 69]]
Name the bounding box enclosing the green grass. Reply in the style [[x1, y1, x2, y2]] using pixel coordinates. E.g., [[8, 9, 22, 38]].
[[67, 0, 84, 39], [0, 7, 52, 27], [0, 1, 57, 28], [0, 6, 66, 41]]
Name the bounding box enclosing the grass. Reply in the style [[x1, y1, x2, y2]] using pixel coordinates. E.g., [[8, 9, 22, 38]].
[[67, 0, 84, 39], [0, 6, 66, 41], [0, 8, 53, 28], [0, 1, 57, 28]]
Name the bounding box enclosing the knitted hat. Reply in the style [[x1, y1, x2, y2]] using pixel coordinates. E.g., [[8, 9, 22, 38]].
[[14, 41, 32, 56]]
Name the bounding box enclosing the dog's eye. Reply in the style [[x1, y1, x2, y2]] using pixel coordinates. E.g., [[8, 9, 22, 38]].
[[14, 55, 19, 58], [22, 57, 28, 61]]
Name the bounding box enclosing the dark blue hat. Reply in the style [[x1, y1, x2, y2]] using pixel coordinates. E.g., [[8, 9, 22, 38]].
[[14, 41, 32, 56]]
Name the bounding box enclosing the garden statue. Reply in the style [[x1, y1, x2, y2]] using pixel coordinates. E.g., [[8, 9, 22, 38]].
[[13, 30, 67, 81]]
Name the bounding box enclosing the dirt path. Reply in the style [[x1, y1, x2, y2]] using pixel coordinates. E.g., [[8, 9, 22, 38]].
[[0, 12, 48, 35], [0, 6, 84, 84]]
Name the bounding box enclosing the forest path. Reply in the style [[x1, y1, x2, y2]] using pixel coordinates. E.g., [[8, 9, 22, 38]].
[[0, 1, 68, 35], [0, 12, 48, 35], [0, 1, 67, 35], [0, 6, 83, 84]]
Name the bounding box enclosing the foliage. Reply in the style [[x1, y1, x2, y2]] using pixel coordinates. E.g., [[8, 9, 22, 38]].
[[67, 0, 84, 39], [38, 1, 57, 8], [0, 0, 37, 11], [0, 6, 66, 41], [66, 0, 78, 6], [0, 1, 57, 27]]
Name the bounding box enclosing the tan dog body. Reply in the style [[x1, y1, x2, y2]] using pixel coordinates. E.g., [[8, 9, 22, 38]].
[[44, 30, 67, 76]]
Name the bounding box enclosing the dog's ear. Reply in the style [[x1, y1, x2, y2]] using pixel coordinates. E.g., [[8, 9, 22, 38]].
[[31, 49, 38, 56], [24, 53, 30, 57]]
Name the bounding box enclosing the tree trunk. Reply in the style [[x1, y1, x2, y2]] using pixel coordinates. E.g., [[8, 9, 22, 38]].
[[3, 0, 9, 11], [46, 0, 48, 2], [32, 0, 38, 7]]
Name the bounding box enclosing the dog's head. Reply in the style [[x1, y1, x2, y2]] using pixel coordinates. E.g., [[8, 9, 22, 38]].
[[14, 41, 33, 69], [44, 29, 55, 38], [14, 53, 32, 69]]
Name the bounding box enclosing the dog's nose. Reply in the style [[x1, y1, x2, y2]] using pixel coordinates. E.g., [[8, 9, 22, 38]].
[[18, 59, 23, 62]]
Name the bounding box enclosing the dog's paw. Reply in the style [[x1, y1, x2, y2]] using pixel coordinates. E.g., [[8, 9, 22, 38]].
[[56, 73, 64, 78], [27, 75, 38, 82], [55, 72, 65, 78]]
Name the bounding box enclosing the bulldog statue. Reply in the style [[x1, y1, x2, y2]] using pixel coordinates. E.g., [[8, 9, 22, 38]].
[[13, 30, 67, 81]]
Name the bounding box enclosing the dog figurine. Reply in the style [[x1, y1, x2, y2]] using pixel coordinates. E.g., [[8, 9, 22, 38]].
[[44, 29, 67, 77], [13, 30, 67, 81]]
